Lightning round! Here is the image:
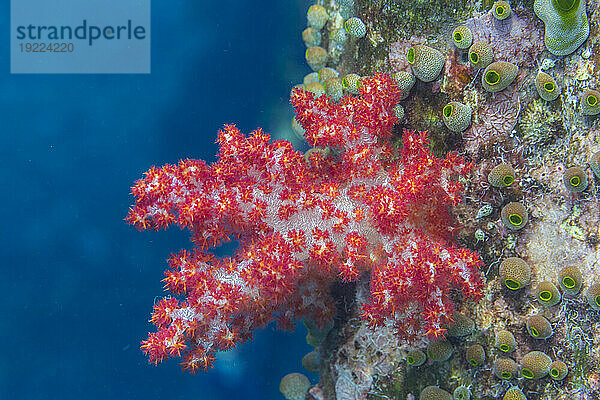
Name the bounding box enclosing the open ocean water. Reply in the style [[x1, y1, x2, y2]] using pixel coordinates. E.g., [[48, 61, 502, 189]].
[[1, 1, 315, 399]]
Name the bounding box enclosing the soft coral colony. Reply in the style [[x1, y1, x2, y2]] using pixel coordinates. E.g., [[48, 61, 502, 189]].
[[126, 73, 483, 373]]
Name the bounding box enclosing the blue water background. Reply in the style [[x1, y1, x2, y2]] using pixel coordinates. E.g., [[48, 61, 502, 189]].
[[1, 1, 317, 399]]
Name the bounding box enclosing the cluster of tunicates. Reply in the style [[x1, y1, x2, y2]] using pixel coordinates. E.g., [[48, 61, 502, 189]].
[[484, 243, 600, 399], [480, 155, 600, 394], [450, 21, 518, 94], [437, 3, 533, 134], [532, 264, 600, 311], [293, 2, 384, 142], [484, 162, 529, 232], [477, 323, 568, 398], [404, 312, 490, 400], [301, 2, 367, 73], [278, 318, 333, 400]]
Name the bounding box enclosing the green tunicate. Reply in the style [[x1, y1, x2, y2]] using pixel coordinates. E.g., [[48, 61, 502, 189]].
[[494, 357, 518, 380], [393, 104, 405, 120], [558, 265, 583, 295], [488, 163, 515, 188], [407, 45, 445, 82], [344, 17, 366, 38], [302, 27, 322, 48], [468, 42, 493, 69], [421, 386, 453, 400], [453, 386, 471, 400], [301, 350, 320, 373], [446, 312, 475, 337], [318, 67, 339, 82], [501, 202, 528, 231], [466, 343, 485, 367], [590, 151, 600, 179], [581, 89, 600, 116], [323, 78, 343, 101], [305, 46, 328, 71], [452, 26, 473, 49], [503, 387, 527, 400], [535, 72, 560, 101], [534, 0, 589, 56], [549, 360, 568, 380], [406, 349, 427, 366], [307, 5, 329, 30], [442, 102, 472, 132], [427, 338, 454, 362], [482, 61, 518, 92], [392, 71, 416, 100], [586, 283, 600, 311], [495, 330, 516, 353], [563, 166, 588, 193], [303, 72, 319, 86], [536, 281, 562, 306], [341, 73, 362, 95], [304, 81, 325, 96], [526, 315, 553, 339], [521, 351, 552, 379], [492, 1, 511, 20], [499, 257, 531, 289], [280, 373, 311, 400]]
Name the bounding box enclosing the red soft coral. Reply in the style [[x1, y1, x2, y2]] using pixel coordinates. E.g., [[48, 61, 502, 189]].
[[127, 73, 483, 372]]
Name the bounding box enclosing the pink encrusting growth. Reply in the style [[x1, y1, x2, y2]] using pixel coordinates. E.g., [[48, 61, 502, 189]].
[[126, 73, 484, 373]]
